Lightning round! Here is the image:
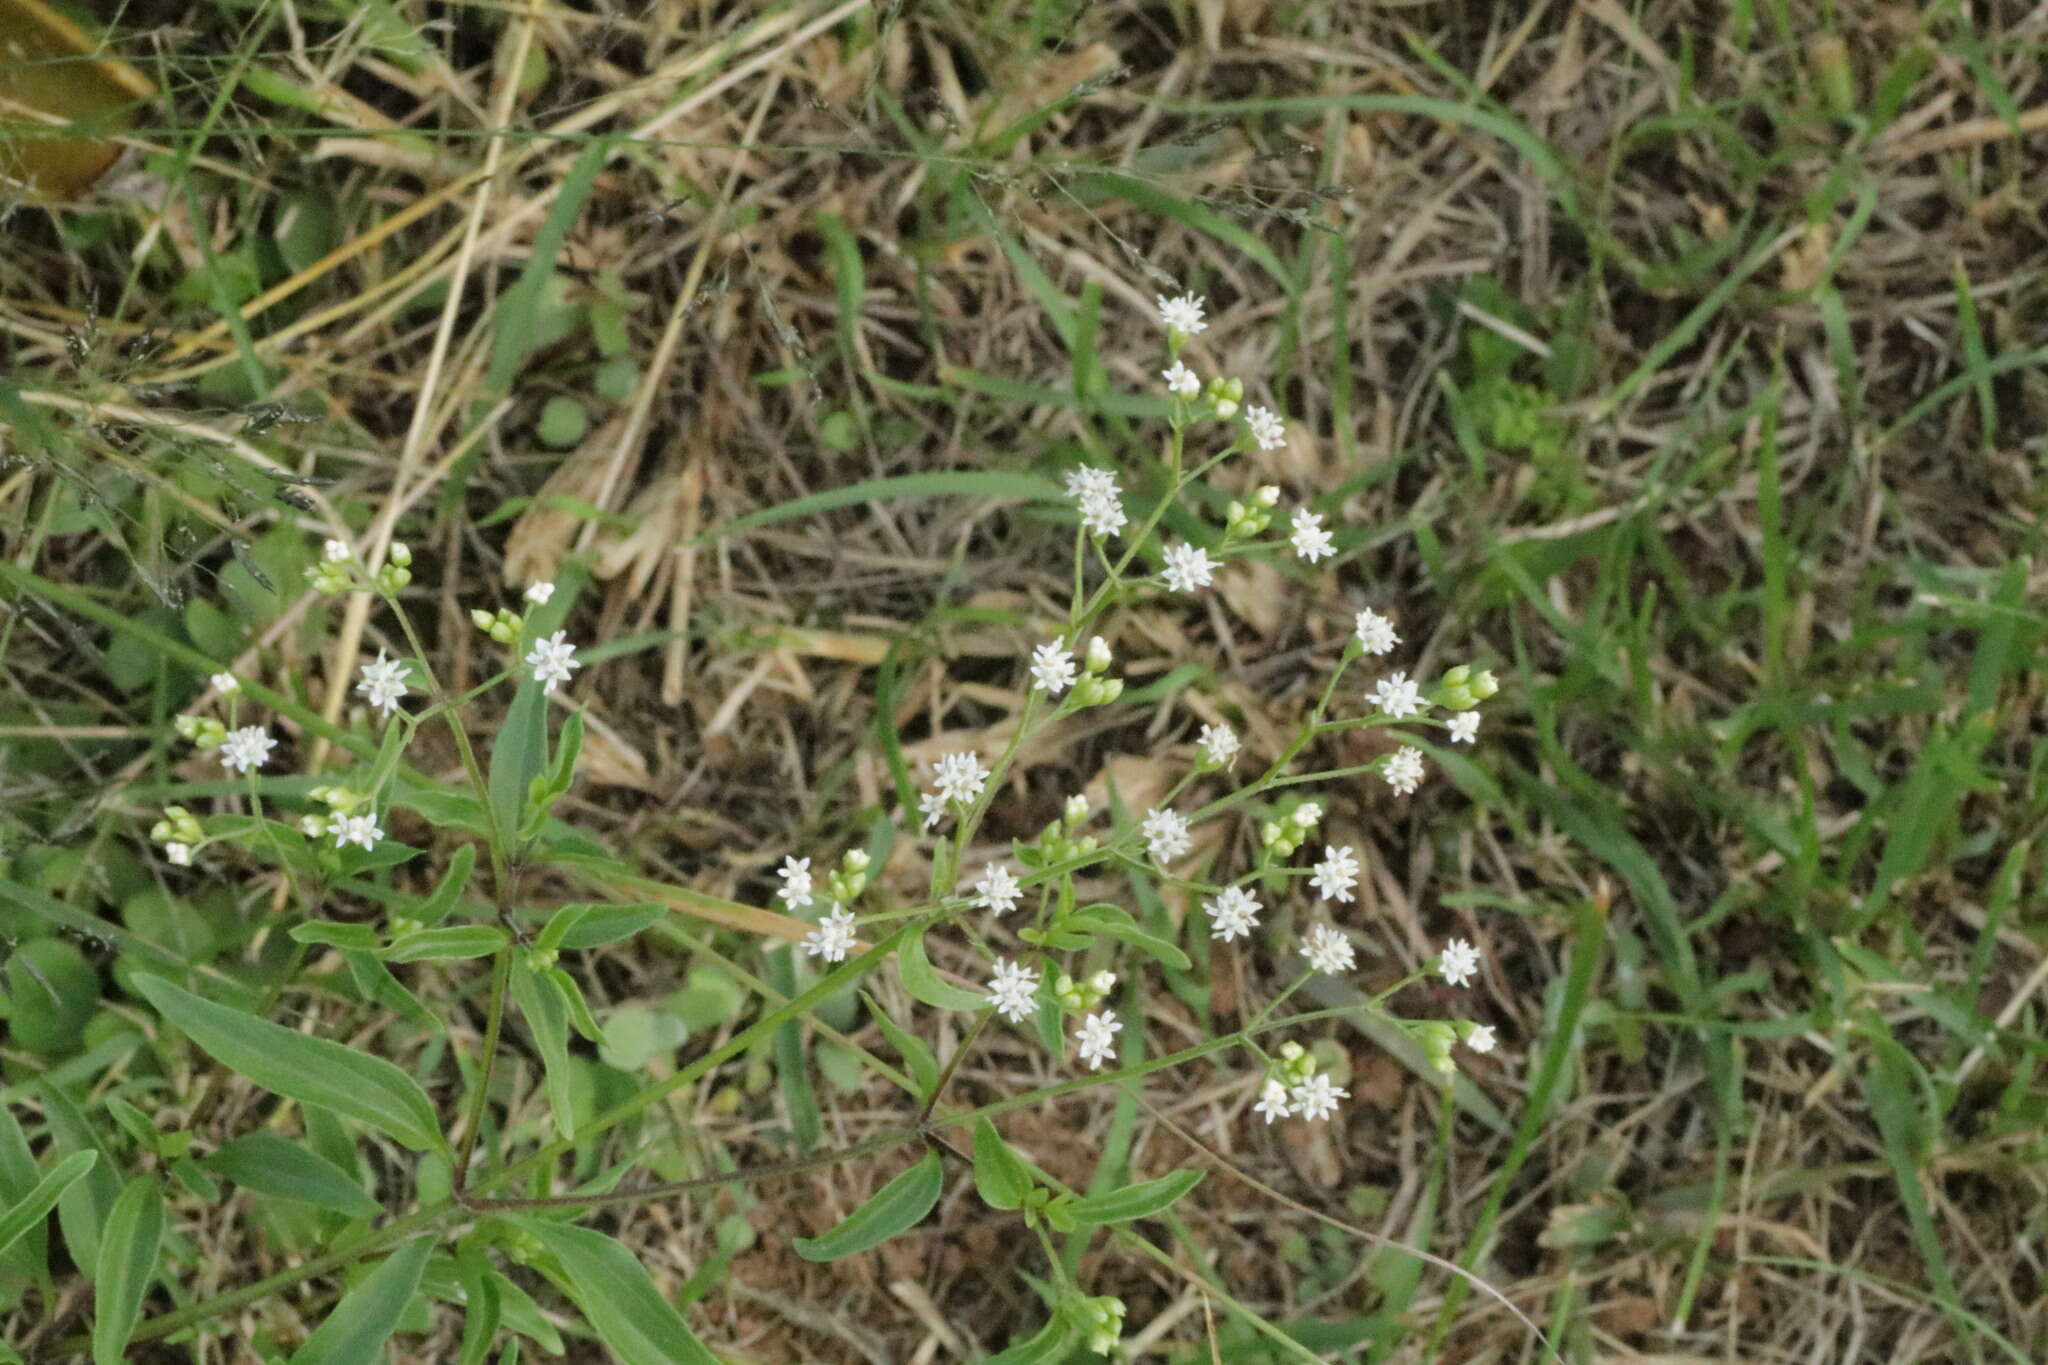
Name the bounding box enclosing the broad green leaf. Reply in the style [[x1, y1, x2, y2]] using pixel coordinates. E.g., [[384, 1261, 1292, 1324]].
[[536, 902, 663, 953], [1068, 904, 1191, 971], [862, 992, 937, 1096], [288, 1236, 433, 1365], [987, 1318, 1071, 1364], [488, 678, 548, 849], [378, 925, 509, 963], [205, 1134, 380, 1217], [1067, 1168, 1202, 1225], [39, 1083, 117, 1273], [972, 1119, 1030, 1211], [0, 1109, 46, 1277], [93, 1176, 166, 1365], [509, 961, 575, 1139], [512, 1218, 719, 1365], [0, 1151, 96, 1259], [793, 1150, 943, 1261], [133, 975, 444, 1154], [896, 934, 984, 1012]]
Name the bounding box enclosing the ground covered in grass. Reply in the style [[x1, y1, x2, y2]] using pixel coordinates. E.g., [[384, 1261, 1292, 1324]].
[[3, 0, 2047, 1361]]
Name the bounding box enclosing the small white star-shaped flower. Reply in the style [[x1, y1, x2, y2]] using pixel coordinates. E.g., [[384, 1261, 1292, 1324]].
[[1204, 886, 1261, 942], [1155, 292, 1208, 335], [975, 863, 1023, 916], [1439, 937, 1481, 988], [987, 958, 1040, 1023], [165, 842, 192, 867], [1467, 1024, 1498, 1054], [804, 908, 858, 963], [1448, 712, 1480, 744], [354, 651, 411, 717], [525, 631, 581, 694], [332, 813, 383, 851], [1383, 746, 1425, 796], [1029, 639, 1077, 696], [1161, 543, 1216, 593], [1354, 609, 1399, 656], [918, 789, 950, 830], [1252, 1079, 1294, 1124], [525, 581, 555, 605], [1371, 671, 1425, 720], [1196, 722, 1239, 769], [777, 855, 814, 909], [1140, 807, 1191, 865], [931, 751, 989, 806], [1301, 923, 1356, 975], [1066, 467, 1128, 539], [1074, 1010, 1123, 1070], [1245, 406, 1286, 451], [1310, 845, 1360, 902], [1289, 509, 1334, 563], [1290, 1073, 1349, 1122], [210, 672, 239, 694], [219, 726, 276, 774], [1161, 360, 1199, 396]]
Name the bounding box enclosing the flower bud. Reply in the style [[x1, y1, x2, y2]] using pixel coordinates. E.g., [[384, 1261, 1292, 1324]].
[[1213, 397, 1239, 420], [1063, 793, 1090, 826], [1442, 665, 1470, 689], [1471, 669, 1499, 700], [388, 542, 413, 567], [843, 848, 870, 873], [1084, 636, 1112, 674], [471, 608, 496, 633], [1254, 484, 1280, 508], [300, 815, 328, 838]]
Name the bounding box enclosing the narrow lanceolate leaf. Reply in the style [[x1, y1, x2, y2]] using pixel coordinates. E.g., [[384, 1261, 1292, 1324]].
[[793, 1150, 944, 1262], [512, 1218, 719, 1365], [205, 1134, 381, 1218], [972, 1119, 1031, 1212], [896, 934, 985, 1012], [93, 1176, 166, 1365], [377, 925, 509, 963], [508, 960, 576, 1140], [0, 1151, 96, 1259], [1067, 1168, 1203, 1225], [986, 1318, 1072, 1365], [133, 975, 444, 1154], [288, 1236, 433, 1365]]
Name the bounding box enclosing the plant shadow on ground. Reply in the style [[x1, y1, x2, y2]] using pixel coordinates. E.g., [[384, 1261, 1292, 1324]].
[[2, 0, 2047, 1361]]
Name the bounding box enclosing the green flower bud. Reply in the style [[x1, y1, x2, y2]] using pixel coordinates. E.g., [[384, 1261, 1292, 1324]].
[[1471, 669, 1499, 700], [1084, 635, 1112, 674], [388, 541, 413, 567], [471, 608, 496, 633]]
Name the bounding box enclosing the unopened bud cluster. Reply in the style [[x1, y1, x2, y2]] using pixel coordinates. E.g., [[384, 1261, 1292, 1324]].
[[1070, 635, 1123, 708], [300, 786, 368, 839], [1036, 794, 1098, 862], [174, 715, 227, 749], [1260, 800, 1322, 859], [1070, 1295, 1127, 1356], [1053, 969, 1117, 1013], [825, 848, 870, 903], [1435, 663, 1499, 712], [307, 540, 412, 596], [149, 806, 204, 846], [1223, 484, 1281, 540], [471, 607, 524, 644]]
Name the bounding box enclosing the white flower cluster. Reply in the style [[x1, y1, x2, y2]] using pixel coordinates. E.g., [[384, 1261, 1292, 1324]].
[[918, 750, 989, 830]]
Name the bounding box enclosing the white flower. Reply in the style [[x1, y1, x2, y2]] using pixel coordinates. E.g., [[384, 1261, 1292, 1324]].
[[525, 631, 581, 694], [804, 908, 858, 963], [299, 815, 328, 839], [1354, 609, 1399, 656], [1204, 886, 1261, 942], [1439, 937, 1480, 988], [210, 673, 239, 695], [1029, 639, 1076, 696], [1066, 466, 1127, 538], [1074, 1011, 1122, 1070], [525, 581, 555, 605], [1371, 671, 1425, 720], [1252, 1079, 1294, 1124], [931, 751, 988, 806], [165, 842, 192, 867], [1289, 510, 1334, 563], [918, 789, 950, 830], [1140, 807, 1191, 865], [1196, 722, 1239, 769], [1155, 292, 1207, 335], [1448, 712, 1480, 744], [1383, 746, 1425, 796], [1310, 845, 1360, 902], [1290, 1073, 1348, 1123], [1161, 360, 1199, 396], [219, 726, 276, 773], [1161, 542, 1215, 593], [354, 651, 411, 716], [332, 813, 382, 851], [777, 855, 814, 909], [322, 539, 351, 563], [1245, 406, 1286, 451], [987, 958, 1040, 1023], [975, 863, 1023, 916], [1467, 1024, 1497, 1054], [1301, 923, 1356, 975]]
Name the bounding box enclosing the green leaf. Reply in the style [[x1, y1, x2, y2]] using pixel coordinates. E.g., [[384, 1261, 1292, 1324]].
[[512, 1218, 719, 1365], [1067, 1168, 1202, 1225], [0, 1151, 96, 1259], [862, 993, 937, 1096], [488, 678, 549, 849], [546, 967, 604, 1044], [793, 1150, 943, 1261], [486, 137, 610, 395], [896, 934, 984, 1012], [93, 1176, 166, 1365], [291, 922, 383, 950], [509, 961, 575, 1139], [416, 843, 478, 926], [1067, 904, 1191, 971], [536, 902, 662, 953], [455, 1246, 502, 1365], [378, 925, 509, 963], [205, 1134, 381, 1218], [133, 975, 444, 1154], [288, 1236, 433, 1365], [972, 1119, 1030, 1211], [986, 1318, 1072, 1364]]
